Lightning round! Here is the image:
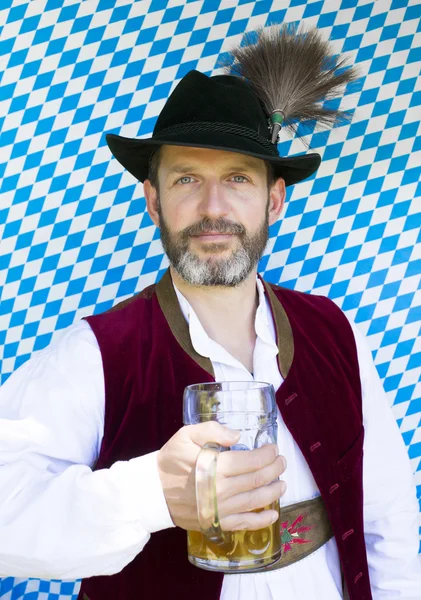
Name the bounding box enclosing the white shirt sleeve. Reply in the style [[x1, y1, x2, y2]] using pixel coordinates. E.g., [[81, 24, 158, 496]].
[[0, 320, 174, 581], [349, 321, 421, 597]]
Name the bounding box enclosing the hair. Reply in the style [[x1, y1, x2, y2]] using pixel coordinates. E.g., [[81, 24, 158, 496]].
[[147, 146, 277, 191], [147, 148, 161, 191]]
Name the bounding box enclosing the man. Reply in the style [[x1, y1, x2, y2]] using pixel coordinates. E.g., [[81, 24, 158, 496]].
[[0, 25, 420, 600]]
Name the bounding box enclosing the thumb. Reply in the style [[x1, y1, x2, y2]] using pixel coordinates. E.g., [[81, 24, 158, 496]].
[[187, 421, 241, 448]]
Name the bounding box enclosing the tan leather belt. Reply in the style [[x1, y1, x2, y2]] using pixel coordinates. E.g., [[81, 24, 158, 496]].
[[234, 494, 333, 574]]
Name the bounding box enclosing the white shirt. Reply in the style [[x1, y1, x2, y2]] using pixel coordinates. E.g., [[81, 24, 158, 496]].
[[0, 279, 419, 599]]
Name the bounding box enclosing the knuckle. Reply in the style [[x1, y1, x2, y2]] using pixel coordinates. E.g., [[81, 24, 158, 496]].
[[255, 455, 265, 471], [221, 451, 239, 476], [252, 470, 265, 489], [253, 513, 267, 529], [249, 450, 262, 471], [205, 420, 220, 434], [182, 424, 193, 436], [233, 515, 249, 531], [246, 489, 261, 512], [246, 512, 270, 531]]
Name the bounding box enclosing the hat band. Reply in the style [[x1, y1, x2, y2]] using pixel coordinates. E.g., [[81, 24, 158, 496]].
[[153, 121, 279, 156]]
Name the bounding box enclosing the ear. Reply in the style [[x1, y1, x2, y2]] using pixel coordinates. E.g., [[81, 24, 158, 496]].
[[143, 179, 160, 228], [268, 177, 286, 226]]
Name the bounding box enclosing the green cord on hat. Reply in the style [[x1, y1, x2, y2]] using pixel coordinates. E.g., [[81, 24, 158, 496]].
[[270, 110, 285, 144], [271, 111, 285, 125]]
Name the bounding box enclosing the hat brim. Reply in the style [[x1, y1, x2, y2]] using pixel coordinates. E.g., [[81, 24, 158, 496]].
[[106, 131, 321, 187]]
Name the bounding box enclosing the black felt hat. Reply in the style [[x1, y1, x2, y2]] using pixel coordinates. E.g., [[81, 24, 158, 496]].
[[106, 70, 321, 188]]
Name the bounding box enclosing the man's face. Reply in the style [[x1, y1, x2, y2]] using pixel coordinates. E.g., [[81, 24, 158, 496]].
[[149, 145, 281, 287]]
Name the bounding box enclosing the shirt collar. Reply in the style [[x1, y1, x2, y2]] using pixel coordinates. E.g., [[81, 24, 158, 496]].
[[173, 277, 278, 368]]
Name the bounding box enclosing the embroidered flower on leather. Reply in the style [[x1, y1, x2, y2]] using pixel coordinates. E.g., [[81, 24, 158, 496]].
[[280, 513, 314, 553]]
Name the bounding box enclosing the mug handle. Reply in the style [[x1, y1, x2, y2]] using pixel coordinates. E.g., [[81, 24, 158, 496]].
[[195, 442, 226, 544]]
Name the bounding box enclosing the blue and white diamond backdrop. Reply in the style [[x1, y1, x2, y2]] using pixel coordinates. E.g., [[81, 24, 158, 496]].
[[0, 0, 420, 597]]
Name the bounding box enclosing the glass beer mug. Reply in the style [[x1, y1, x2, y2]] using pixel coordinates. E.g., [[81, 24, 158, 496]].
[[183, 381, 281, 572]]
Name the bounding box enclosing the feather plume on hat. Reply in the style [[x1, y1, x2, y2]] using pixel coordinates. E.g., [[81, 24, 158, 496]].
[[218, 23, 360, 144]]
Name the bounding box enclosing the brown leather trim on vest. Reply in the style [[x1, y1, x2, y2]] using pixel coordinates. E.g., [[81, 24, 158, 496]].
[[155, 269, 294, 381], [261, 280, 294, 379], [245, 495, 333, 574], [156, 270, 215, 377]]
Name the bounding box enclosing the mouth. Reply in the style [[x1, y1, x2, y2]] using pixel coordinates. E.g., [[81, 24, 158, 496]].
[[191, 232, 235, 242]]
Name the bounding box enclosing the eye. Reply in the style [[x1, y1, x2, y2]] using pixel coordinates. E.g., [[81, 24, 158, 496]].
[[176, 176, 194, 184], [231, 175, 249, 183]]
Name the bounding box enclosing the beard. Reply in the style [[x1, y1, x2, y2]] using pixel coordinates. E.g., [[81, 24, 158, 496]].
[[157, 200, 269, 287]]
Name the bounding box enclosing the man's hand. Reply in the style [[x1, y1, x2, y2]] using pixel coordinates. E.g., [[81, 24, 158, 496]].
[[157, 421, 287, 532]]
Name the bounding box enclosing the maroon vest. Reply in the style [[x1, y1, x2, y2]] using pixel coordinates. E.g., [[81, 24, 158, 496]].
[[79, 270, 372, 600]]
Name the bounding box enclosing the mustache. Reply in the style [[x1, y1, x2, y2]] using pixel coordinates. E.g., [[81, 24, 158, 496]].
[[181, 217, 246, 239]]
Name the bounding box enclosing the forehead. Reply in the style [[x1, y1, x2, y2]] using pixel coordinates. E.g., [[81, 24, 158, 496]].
[[159, 145, 266, 174]]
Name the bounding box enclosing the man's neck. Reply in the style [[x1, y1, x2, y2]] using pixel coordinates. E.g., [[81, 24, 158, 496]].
[[170, 267, 259, 372]]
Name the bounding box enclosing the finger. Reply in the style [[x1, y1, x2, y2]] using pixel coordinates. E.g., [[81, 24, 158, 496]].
[[218, 443, 279, 477], [221, 455, 286, 497], [186, 422, 240, 448], [221, 509, 280, 532], [220, 480, 286, 517]]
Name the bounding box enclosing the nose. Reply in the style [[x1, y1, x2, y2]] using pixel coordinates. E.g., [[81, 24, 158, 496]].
[[198, 180, 230, 220]]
